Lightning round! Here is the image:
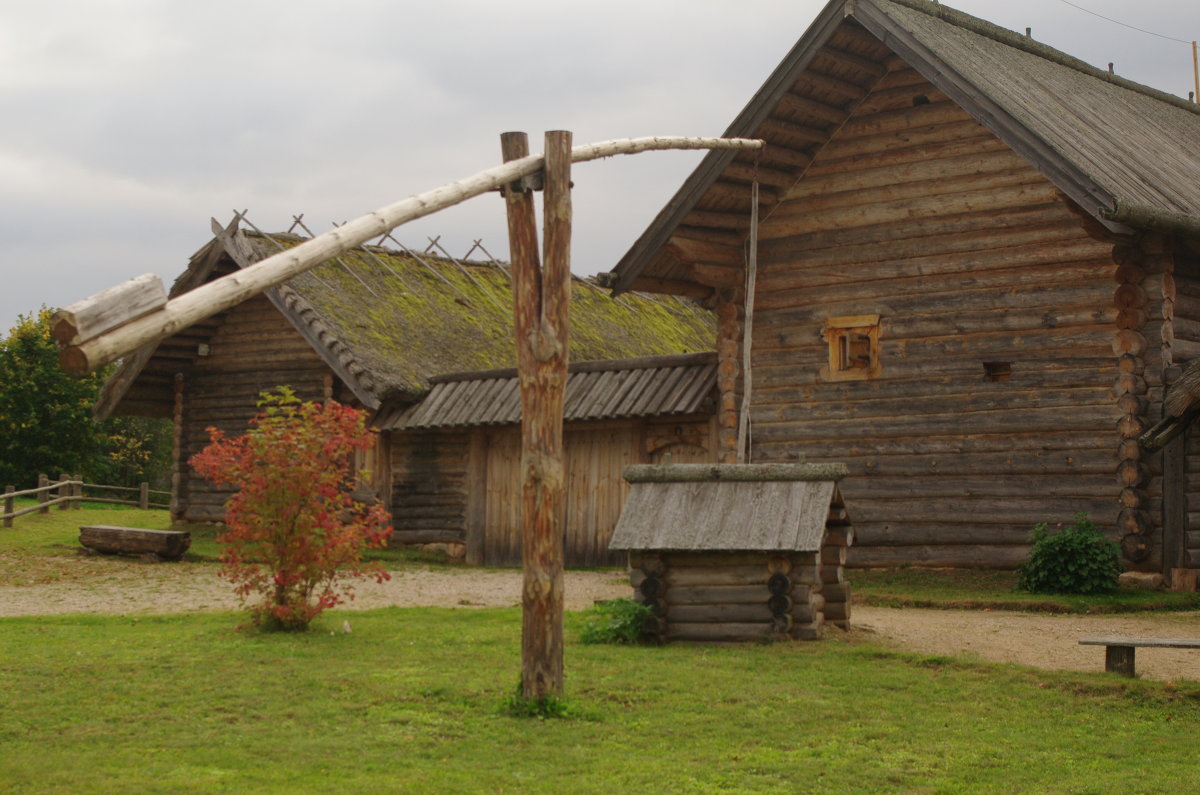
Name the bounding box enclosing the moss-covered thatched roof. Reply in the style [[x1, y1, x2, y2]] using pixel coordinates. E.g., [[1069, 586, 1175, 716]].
[[97, 226, 715, 417], [258, 234, 714, 403]]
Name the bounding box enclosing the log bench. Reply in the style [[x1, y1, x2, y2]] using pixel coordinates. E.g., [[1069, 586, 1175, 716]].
[[1078, 636, 1200, 677], [79, 526, 191, 561]]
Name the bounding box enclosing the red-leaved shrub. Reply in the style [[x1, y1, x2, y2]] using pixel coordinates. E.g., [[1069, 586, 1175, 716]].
[[190, 388, 392, 630]]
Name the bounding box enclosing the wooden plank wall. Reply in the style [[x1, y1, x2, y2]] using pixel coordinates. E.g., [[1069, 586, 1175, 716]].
[[748, 67, 1123, 568], [390, 415, 718, 566], [179, 295, 330, 522]]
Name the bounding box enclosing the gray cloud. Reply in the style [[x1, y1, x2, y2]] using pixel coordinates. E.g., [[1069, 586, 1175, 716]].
[[2, 0, 1196, 334]]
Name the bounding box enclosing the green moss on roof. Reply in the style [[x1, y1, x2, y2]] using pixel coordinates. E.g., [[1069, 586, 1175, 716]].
[[249, 235, 714, 401]]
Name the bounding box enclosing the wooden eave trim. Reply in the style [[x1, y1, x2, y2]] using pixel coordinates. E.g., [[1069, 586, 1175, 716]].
[[852, 0, 1124, 232], [212, 227, 382, 410], [607, 0, 853, 295]]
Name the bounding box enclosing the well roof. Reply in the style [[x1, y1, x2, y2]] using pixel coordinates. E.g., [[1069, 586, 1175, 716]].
[[607, 0, 1200, 294]]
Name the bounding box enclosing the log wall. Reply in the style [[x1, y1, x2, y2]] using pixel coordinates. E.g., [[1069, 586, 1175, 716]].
[[1169, 243, 1200, 569], [748, 68, 1125, 568], [178, 295, 331, 522]]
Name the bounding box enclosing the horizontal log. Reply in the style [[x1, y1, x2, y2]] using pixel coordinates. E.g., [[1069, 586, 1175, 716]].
[[821, 565, 844, 584], [667, 603, 776, 623], [791, 615, 825, 641], [780, 164, 1038, 216], [760, 181, 1059, 241], [665, 585, 774, 605], [664, 566, 772, 588], [840, 496, 1119, 528], [750, 405, 1119, 442], [853, 523, 1070, 547], [79, 526, 190, 560], [848, 544, 1030, 569], [668, 622, 778, 643], [815, 118, 990, 161], [623, 463, 846, 483], [806, 134, 1009, 180], [659, 552, 817, 568], [52, 273, 167, 346]]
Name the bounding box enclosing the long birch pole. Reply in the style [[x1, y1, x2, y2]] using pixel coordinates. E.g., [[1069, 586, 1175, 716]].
[[58, 136, 763, 376]]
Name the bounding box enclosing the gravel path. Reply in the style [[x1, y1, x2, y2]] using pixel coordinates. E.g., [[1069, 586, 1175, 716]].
[[5, 560, 1200, 681]]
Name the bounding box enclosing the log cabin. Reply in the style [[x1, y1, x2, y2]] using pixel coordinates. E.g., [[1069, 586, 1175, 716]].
[[602, 0, 1200, 574], [95, 220, 716, 565]]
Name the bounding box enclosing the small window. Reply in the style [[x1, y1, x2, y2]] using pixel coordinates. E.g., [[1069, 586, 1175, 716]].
[[983, 361, 1012, 382], [821, 315, 881, 381]]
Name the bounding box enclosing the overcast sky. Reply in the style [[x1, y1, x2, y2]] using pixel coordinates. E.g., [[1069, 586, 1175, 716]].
[[2, 0, 1197, 336]]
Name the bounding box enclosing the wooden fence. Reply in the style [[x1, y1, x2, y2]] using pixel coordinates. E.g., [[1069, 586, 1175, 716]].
[[2, 473, 170, 527]]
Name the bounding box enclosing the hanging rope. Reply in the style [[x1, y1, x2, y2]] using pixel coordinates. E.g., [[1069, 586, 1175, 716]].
[[736, 151, 761, 464]]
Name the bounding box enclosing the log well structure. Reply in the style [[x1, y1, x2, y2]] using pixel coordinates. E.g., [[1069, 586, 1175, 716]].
[[94, 222, 716, 565], [603, 0, 1200, 576], [610, 463, 853, 642]]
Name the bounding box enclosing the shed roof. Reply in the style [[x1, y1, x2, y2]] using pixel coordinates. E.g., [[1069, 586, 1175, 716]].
[[608, 463, 849, 551], [96, 222, 715, 419], [606, 0, 1200, 295], [376, 352, 716, 430]]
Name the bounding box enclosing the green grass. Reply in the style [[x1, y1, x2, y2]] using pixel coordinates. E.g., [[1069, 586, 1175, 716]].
[[851, 568, 1200, 613], [2, 607, 1200, 793]]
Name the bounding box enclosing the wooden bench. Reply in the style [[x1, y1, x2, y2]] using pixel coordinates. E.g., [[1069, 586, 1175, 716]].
[[1078, 636, 1200, 677], [79, 525, 191, 561]]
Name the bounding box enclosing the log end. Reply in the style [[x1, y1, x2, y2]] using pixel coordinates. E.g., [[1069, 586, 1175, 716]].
[[58, 345, 93, 378]]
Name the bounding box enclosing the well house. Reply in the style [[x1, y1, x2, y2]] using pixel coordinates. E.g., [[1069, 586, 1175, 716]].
[[603, 0, 1200, 573]]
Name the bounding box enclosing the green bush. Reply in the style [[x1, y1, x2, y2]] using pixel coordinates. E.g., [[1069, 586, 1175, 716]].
[[578, 598, 652, 644], [1017, 513, 1122, 595]]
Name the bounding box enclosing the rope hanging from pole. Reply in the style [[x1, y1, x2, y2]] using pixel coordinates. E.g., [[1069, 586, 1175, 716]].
[[737, 150, 761, 464]]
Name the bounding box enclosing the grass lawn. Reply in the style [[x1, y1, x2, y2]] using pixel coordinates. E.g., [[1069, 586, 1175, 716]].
[[2, 607, 1200, 793]]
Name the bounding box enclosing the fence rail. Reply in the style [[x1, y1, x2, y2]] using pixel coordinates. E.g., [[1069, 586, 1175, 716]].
[[2, 474, 170, 527]]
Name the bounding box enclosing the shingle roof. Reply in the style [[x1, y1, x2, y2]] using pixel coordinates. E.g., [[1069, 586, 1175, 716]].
[[376, 352, 716, 430], [608, 463, 849, 551]]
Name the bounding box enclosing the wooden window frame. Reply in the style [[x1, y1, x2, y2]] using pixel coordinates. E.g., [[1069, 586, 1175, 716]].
[[821, 315, 881, 382]]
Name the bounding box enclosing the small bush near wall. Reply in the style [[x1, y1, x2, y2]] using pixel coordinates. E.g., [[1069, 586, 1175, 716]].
[[1018, 513, 1122, 595]]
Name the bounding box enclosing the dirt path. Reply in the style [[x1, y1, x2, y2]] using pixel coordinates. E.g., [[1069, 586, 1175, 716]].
[[4, 562, 1200, 681]]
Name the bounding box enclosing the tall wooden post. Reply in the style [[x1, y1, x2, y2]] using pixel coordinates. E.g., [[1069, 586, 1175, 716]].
[[501, 130, 571, 700]]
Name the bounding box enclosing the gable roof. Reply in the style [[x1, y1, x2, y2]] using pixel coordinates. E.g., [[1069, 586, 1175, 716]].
[[96, 223, 715, 419], [607, 0, 1200, 294], [375, 351, 717, 430]]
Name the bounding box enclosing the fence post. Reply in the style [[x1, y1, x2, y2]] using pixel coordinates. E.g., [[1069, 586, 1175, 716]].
[[38, 473, 49, 514], [74, 474, 83, 509], [139, 482, 149, 510], [58, 473, 70, 510], [3, 485, 12, 528]]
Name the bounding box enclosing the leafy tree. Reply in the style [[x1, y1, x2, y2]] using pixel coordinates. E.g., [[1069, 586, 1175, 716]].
[[190, 388, 392, 631], [0, 308, 173, 489], [0, 309, 107, 487]]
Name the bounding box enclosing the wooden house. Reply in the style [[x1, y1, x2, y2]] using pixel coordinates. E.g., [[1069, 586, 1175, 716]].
[[602, 0, 1200, 573], [96, 221, 717, 565]]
